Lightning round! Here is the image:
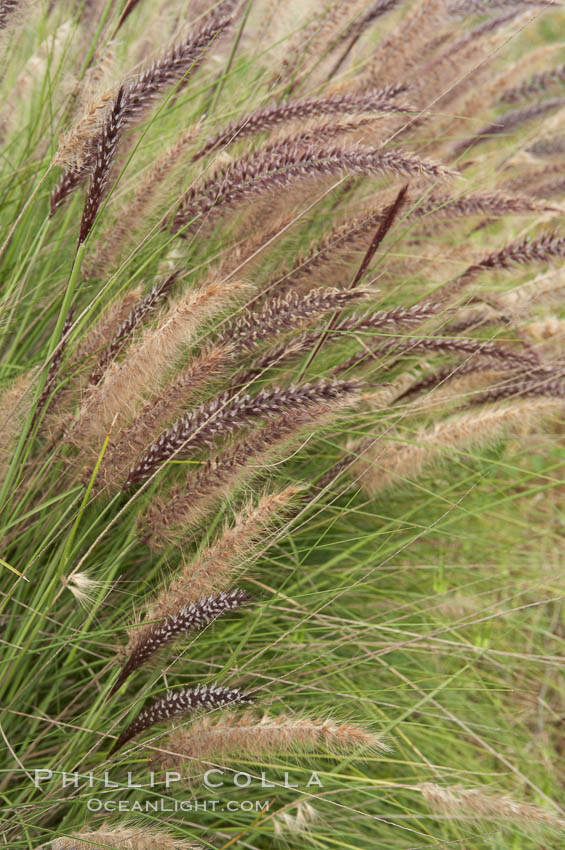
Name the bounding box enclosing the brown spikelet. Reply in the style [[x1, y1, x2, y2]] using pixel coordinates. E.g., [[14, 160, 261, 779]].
[[226, 334, 319, 393], [143, 388, 356, 544], [191, 89, 412, 162], [95, 344, 232, 492], [279, 0, 370, 85], [452, 98, 565, 156], [411, 191, 554, 220], [50, 4, 236, 215], [125, 379, 361, 488], [216, 288, 368, 352], [171, 143, 454, 235], [0, 0, 19, 29], [449, 0, 557, 13], [159, 710, 388, 775], [265, 205, 389, 296], [364, 0, 449, 88], [43, 290, 145, 435], [88, 126, 200, 276], [396, 354, 517, 401], [111, 588, 250, 696], [329, 1, 401, 77], [77, 289, 144, 372], [118, 3, 235, 122], [415, 9, 521, 113], [88, 272, 181, 386], [71, 276, 243, 459], [54, 87, 115, 172], [109, 682, 254, 755], [52, 826, 204, 850], [431, 231, 565, 307], [79, 85, 125, 244], [146, 486, 301, 614], [32, 309, 75, 427], [353, 399, 561, 495], [469, 367, 565, 404], [528, 134, 565, 157], [419, 783, 565, 828], [305, 184, 410, 369], [337, 335, 539, 376], [50, 169, 84, 217], [499, 63, 565, 104]]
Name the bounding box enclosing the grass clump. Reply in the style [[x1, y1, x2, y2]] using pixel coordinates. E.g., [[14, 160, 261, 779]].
[[0, 0, 564, 848]]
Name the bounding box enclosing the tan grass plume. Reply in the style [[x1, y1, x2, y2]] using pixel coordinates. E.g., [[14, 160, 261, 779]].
[[353, 398, 562, 494], [158, 709, 389, 775]]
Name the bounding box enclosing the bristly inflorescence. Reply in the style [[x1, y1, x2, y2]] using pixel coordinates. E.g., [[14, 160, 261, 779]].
[[216, 289, 368, 352], [0, 0, 18, 29], [453, 98, 565, 155], [3, 2, 565, 843], [32, 309, 75, 426], [50, 1, 237, 216], [458, 232, 565, 282], [89, 271, 181, 385], [190, 87, 412, 162], [53, 828, 205, 850], [125, 379, 360, 487], [109, 683, 254, 754], [79, 86, 125, 244], [111, 589, 251, 695], [170, 144, 454, 234]]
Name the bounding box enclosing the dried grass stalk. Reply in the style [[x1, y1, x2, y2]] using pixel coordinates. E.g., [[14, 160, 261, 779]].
[[159, 710, 388, 774]]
